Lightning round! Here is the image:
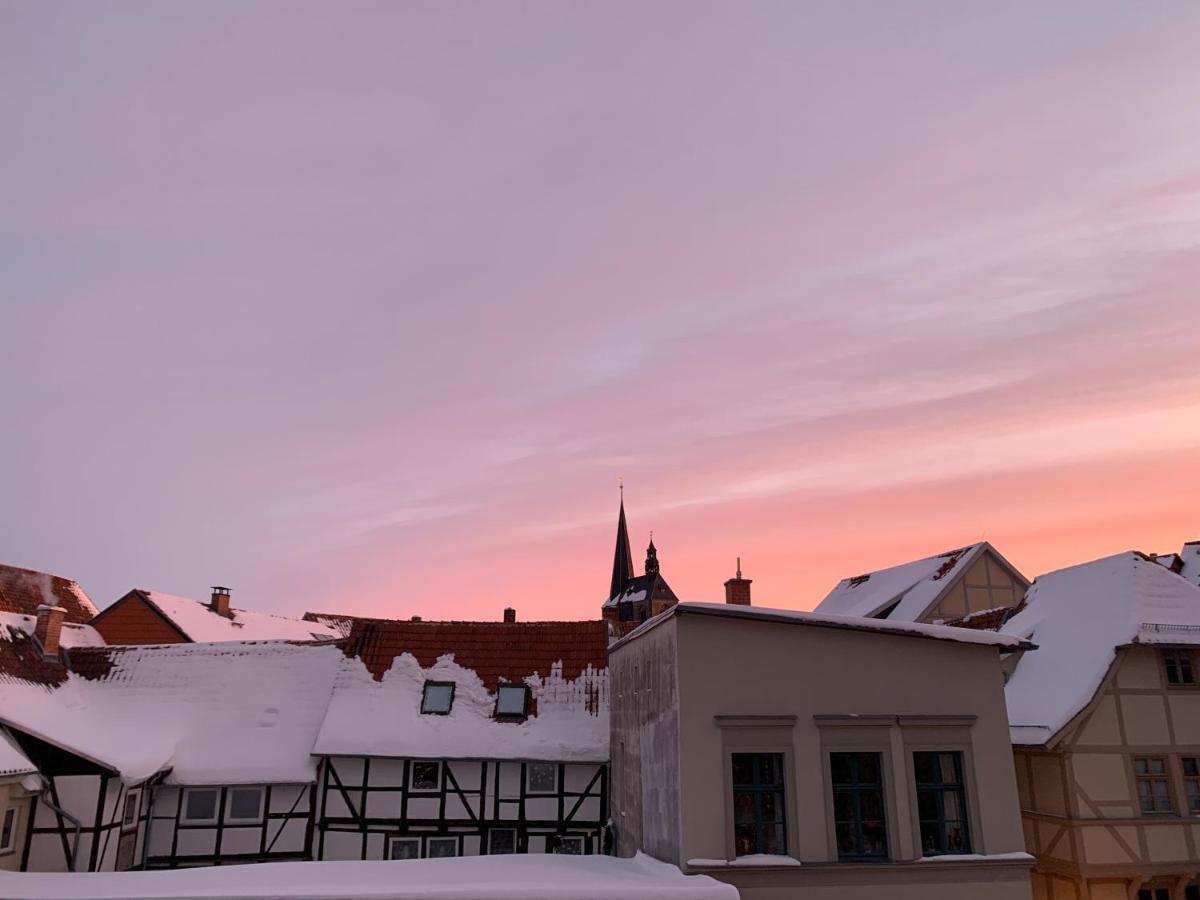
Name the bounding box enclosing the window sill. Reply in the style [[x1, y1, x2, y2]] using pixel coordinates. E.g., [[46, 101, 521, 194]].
[[688, 855, 802, 868]]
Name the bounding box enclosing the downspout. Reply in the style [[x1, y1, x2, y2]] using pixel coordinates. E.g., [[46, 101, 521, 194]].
[[34, 779, 83, 872]]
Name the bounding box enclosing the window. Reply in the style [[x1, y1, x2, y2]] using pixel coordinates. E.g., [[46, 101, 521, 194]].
[[427, 836, 458, 858], [496, 684, 529, 718], [731, 752, 787, 856], [1135, 757, 1173, 814], [227, 787, 264, 823], [488, 828, 516, 855], [1163, 650, 1196, 686], [121, 790, 140, 832], [553, 835, 583, 855], [1186, 886, 1200, 900], [1184, 759, 1200, 815], [527, 763, 558, 794], [830, 752, 888, 860], [1138, 889, 1171, 900], [388, 837, 420, 860], [411, 761, 441, 792], [913, 752, 971, 855], [0, 807, 16, 854], [421, 681, 455, 715], [182, 788, 219, 824]]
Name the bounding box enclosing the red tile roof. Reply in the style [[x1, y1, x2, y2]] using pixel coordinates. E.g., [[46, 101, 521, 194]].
[[343, 618, 608, 688], [0, 619, 72, 687], [0, 564, 98, 625]]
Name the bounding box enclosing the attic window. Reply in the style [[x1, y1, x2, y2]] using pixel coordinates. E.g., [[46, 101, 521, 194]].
[[1163, 650, 1196, 686], [495, 684, 530, 718], [421, 681, 456, 715]]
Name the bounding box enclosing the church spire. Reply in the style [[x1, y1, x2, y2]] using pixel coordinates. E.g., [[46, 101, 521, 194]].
[[609, 486, 635, 600], [645, 533, 660, 576]]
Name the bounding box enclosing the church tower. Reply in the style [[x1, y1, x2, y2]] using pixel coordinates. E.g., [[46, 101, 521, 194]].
[[601, 492, 679, 635]]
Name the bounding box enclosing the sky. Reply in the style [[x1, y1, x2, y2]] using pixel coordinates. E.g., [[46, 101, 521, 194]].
[[3, 1, 1200, 622]]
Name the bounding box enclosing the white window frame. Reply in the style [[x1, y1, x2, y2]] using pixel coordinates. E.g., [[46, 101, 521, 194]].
[[121, 789, 141, 833], [388, 836, 421, 860], [488, 827, 517, 855], [0, 807, 17, 854], [225, 786, 265, 824], [554, 835, 584, 855], [426, 835, 459, 858], [181, 787, 221, 825], [410, 760, 442, 793], [526, 762, 558, 794]]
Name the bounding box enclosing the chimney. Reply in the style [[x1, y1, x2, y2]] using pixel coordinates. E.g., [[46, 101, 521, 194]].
[[503, 607, 516, 624], [411, 616, 423, 623], [210, 586, 232, 618], [35, 604, 67, 657], [724, 558, 752, 606]]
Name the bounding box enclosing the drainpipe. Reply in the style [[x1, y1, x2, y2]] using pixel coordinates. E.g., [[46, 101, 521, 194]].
[[34, 779, 82, 871]]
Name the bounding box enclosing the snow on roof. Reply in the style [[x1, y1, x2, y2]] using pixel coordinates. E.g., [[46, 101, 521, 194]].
[[1002, 551, 1200, 745], [1152, 541, 1200, 590], [139, 591, 341, 643], [0, 640, 346, 784], [0, 852, 736, 900], [314, 650, 608, 762], [302, 611, 358, 638], [815, 542, 993, 622], [0, 729, 37, 778], [614, 601, 1031, 650], [0, 610, 106, 650], [0, 564, 98, 624]]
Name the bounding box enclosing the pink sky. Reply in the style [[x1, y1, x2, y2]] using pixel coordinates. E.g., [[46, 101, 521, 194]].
[[2, 2, 1199, 621]]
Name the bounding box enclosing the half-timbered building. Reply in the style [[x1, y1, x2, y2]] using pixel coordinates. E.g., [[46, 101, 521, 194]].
[[312, 617, 610, 861]]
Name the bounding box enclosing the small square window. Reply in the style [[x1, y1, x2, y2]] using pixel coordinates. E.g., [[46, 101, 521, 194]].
[[388, 837, 420, 860], [496, 684, 529, 718], [182, 788, 219, 824], [527, 763, 558, 794], [553, 835, 584, 855], [122, 791, 140, 832], [421, 681, 455, 715], [0, 808, 17, 854], [427, 836, 458, 858], [1164, 651, 1196, 686], [488, 828, 517, 855], [227, 787, 264, 823], [411, 761, 441, 792]]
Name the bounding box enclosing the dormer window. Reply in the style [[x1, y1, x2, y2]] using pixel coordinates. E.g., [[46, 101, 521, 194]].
[[421, 680, 455, 715], [1163, 650, 1196, 686], [495, 683, 530, 719]]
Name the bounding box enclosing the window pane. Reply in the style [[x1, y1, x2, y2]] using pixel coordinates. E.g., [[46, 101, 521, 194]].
[[427, 838, 457, 858], [733, 792, 757, 825], [554, 836, 583, 855], [185, 790, 217, 821], [1185, 758, 1200, 777], [488, 829, 516, 855], [945, 820, 969, 852], [421, 682, 454, 715], [732, 755, 755, 786], [229, 788, 262, 820], [861, 791, 884, 821], [1, 808, 16, 850], [830, 753, 853, 785], [917, 790, 939, 821], [1150, 759, 1167, 775], [734, 823, 757, 856], [761, 823, 785, 855], [913, 752, 937, 784], [412, 762, 440, 791], [123, 794, 137, 826], [1135, 759, 1149, 775], [858, 753, 881, 785], [390, 839, 419, 860], [833, 792, 855, 821], [528, 763, 557, 793], [919, 821, 941, 854], [862, 819, 886, 855], [496, 685, 528, 716], [758, 755, 783, 786], [760, 790, 782, 821]]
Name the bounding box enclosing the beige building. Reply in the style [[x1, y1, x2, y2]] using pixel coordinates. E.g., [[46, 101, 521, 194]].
[[1001, 552, 1200, 900], [610, 600, 1035, 899], [816, 541, 1030, 626], [0, 732, 38, 872]]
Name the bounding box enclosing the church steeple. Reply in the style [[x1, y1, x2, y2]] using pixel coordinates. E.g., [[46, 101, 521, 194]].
[[609, 488, 635, 601], [645, 534, 660, 575]]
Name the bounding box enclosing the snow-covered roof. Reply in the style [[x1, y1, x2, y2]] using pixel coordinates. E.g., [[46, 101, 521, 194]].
[[1002, 552, 1200, 746], [0, 563, 98, 624], [815, 542, 1010, 622], [0, 640, 346, 784], [0, 610, 106, 650], [1152, 540, 1200, 590], [614, 601, 1032, 650], [135, 590, 341, 643], [0, 729, 37, 778], [0, 852, 736, 900]]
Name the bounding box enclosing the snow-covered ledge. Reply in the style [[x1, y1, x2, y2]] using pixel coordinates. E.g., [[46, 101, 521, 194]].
[[917, 852, 1034, 863], [688, 854, 803, 868]]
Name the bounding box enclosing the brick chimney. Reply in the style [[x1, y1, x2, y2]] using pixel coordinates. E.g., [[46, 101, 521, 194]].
[[724, 558, 752, 606], [210, 586, 233, 618], [35, 604, 67, 657], [503, 607, 516, 623]]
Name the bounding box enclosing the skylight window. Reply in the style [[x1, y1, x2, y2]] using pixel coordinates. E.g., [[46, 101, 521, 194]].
[[495, 683, 529, 718], [421, 680, 455, 715]]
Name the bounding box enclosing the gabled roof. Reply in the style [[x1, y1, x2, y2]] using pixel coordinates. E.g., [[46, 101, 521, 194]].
[[97, 590, 341, 643], [0, 611, 106, 690], [342, 618, 608, 689], [0, 564, 98, 624], [602, 572, 678, 609], [814, 542, 1023, 622], [1002, 552, 1200, 747]]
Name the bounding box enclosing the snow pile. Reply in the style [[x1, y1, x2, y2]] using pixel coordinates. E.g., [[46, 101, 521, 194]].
[[0, 851, 736, 899], [814, 543, 991, 621], [0, 729, 36, 778], [603, 587, 647, 609], [141, 591, 341, 643], [0, 640, 346, 784], [314, 652, 608, 762], [1002, 552, 1200, 744], [665, 603, 1028, 649]]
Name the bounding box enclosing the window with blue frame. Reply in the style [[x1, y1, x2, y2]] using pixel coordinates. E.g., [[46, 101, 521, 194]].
[[830, 752, 888, 860], [913, 751, 971, 855], [731, 753, 787, 856]]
